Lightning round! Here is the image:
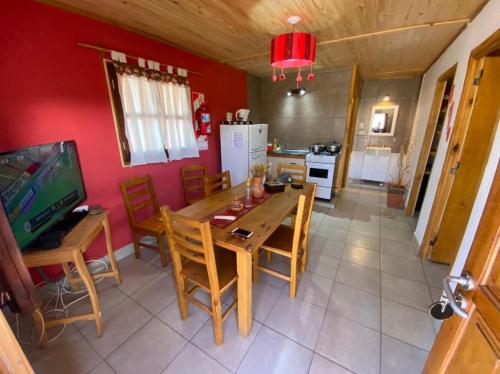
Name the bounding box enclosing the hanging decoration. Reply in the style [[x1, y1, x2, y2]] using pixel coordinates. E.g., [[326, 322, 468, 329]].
[[270, 16, 316, 87]]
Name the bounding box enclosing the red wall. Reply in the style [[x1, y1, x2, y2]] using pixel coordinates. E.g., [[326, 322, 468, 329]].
[[0, 1, 247, 266]]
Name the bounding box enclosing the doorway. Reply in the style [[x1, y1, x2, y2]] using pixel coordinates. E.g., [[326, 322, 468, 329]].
[[406, 66, 456, 216], [420, 31, 500, 264]]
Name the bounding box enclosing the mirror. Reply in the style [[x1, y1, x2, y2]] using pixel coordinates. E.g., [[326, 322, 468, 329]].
[[369, 105, 399, 136]]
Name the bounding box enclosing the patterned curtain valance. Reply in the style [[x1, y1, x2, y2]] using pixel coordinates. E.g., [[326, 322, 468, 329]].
[[112, 61, 189, 86]]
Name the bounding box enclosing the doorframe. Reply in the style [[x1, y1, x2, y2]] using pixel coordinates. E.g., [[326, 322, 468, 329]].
[[423, 163, 500, 373], [335, 64, 362, 190], [419, 28, 500, 259], [405, 64, 456, 217]]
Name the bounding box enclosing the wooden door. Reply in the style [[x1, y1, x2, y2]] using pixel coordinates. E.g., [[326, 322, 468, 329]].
[[430, 56, 500, 263], [423, 164, 500, 373]]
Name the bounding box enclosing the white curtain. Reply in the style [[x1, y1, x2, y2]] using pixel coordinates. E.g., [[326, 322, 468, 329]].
[[117, 74, 199, 166]]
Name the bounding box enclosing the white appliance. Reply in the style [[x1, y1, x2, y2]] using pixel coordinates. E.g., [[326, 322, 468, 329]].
[[220, 124, 268, 185], [306, 152, 338, 199]]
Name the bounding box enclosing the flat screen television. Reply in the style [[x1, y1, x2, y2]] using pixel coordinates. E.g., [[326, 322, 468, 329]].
[[0, 141, 86, 249]]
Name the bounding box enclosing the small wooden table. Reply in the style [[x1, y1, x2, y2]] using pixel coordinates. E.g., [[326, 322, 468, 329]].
[[22, 211, 121, 346], [177, 182, 314, 336]]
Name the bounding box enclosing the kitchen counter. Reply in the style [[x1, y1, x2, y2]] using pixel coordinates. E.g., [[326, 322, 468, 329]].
[[267, 149, 309, 159]]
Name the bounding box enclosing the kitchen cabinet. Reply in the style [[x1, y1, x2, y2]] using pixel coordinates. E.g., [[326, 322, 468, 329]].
[[349, 148, 398, 183]]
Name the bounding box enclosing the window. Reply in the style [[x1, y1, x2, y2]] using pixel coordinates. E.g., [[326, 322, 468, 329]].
[[104, 61, 199, 166]]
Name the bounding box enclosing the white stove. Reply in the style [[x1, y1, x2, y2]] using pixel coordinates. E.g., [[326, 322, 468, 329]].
[[305, 152, 339, 199]]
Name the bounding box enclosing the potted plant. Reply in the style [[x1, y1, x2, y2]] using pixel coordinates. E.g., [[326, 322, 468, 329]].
[[387, 145, 411, 209], [250, 164, 268, 198]]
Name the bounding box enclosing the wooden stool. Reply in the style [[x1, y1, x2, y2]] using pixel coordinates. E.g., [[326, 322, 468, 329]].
[[22, 211, 121, 347]]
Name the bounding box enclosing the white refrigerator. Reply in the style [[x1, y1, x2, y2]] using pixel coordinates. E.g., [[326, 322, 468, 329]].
[[220, 124, 268, 185]]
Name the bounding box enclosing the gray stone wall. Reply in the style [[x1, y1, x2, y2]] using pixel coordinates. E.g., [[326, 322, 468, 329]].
[[354, 78, 421, 152], [255, 67, 352, 149]]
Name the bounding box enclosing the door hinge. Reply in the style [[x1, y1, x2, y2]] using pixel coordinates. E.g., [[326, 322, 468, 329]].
[[473, 69, 484, 85], [450, 161, 461, 175], [429, 235, 438, 247]]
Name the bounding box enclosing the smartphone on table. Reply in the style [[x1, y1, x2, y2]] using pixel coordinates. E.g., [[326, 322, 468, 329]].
[[231, 227, 254, 239]]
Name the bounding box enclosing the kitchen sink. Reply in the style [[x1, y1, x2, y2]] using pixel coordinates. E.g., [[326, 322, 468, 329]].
[[272, 149, 310, 155]]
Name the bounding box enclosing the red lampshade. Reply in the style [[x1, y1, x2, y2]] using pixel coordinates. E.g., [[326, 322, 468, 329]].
[[270, 32, 316, 68]]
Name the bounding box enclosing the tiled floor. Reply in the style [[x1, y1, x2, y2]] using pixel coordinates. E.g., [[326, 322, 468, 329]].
[[11, 185, 450, 374]]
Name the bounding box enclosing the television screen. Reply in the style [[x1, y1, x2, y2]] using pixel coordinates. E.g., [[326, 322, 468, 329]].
[[0, 141, 86, 249]]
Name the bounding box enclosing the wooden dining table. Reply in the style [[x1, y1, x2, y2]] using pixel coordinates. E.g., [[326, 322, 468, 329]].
[[177, 181, 314, 336]]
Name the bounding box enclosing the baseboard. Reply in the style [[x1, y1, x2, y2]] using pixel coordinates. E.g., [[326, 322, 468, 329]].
[[87, 242, 134, 272]]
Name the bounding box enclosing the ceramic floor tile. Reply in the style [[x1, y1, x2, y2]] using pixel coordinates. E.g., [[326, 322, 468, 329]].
[[430, 287, 443, 302], [265, 294, 325, 350], [316, 312, 380, 374], [80, 298, 152, 357], [308, 354, 353, 374], [346, 231, 381, 251], [382, 299, 435, 350], [381, 254, 426, 284], [88, 361, 116, 374], [29, 330, 101, 374], [328, 282, 381, 330], [381, 238, 419, 262], [309, 235, 345, 258], [293, 271, 334, 309], [349, 220, 380, 236], [321, 215, 352, 230], [157, 300, 209, 340], [237, 326, 313, 374], [307, 252, 341, 279], [315, 226, 349, 242], [381, 335, 428, 374], [163, 343, 230, 374], [192, 313, 262, 372], [381, 273, 432, 311], [380, 217, 412, 232], [336, 260, 381, 295], [342, 245, 381, 270], [422, 261, 450, 288], [107, 318, 186, 374], [251, 281, 282, 322], [115, 258, 165, 296], [381, 227, 415, 243], [129, 273, 178, 314]]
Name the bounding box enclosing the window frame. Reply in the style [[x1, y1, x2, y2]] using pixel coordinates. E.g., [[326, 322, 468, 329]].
[[103, 59, 132, 166]]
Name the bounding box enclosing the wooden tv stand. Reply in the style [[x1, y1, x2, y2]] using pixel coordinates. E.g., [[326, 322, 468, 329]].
[[22, 211, 121, 347]]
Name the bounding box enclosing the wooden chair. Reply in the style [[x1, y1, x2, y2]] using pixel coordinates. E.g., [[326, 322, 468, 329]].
[[253, 184, 317, 297], [161, 206, 237, 346], [277, 163, 307, 182], [203, 170, 231, 197], [120, 175, 168, 267], [181, 164, 208, 205]]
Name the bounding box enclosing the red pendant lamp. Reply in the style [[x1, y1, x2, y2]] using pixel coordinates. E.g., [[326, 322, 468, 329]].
[[270, 16, 316, 84]]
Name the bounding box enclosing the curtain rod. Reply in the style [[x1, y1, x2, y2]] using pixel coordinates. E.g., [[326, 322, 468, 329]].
[[78, 43, 203, 76]]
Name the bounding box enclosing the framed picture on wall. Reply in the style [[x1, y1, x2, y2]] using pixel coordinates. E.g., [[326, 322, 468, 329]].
[[369, 105, 399, 136]]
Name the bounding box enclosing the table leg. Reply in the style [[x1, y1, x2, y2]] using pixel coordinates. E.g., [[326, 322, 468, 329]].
[[73, 250, 103, 337], [236, 251, 252, 336], [61, 262, 80, 291], [102, 216, 121, 285]]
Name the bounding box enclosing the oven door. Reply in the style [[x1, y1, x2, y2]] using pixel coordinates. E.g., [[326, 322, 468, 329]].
[[306, 162, 334, 187]]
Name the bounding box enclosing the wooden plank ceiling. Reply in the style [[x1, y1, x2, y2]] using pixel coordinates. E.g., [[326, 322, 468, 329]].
[[39, 0, 487, 78]]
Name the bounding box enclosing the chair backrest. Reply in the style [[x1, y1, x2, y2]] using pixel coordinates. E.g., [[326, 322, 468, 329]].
[[291, 183, 317, 254], [120, 175, 159, 226], [181, 164, 208, 204], [161, 206, 221, 294], [278, 163, 307, 182], [204, 170, 232, 197]]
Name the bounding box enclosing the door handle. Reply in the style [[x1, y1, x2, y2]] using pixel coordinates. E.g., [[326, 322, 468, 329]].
[[442, 272, 474, 319]]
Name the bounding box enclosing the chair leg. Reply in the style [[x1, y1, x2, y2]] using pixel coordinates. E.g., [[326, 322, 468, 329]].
[[132, 232, 141, 259], [266, 251, 272, 263], [158, 235, 168, 267], [289, 256, 298, 298], [211, 297, 224, 346], [300, 249, 308, 273]]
